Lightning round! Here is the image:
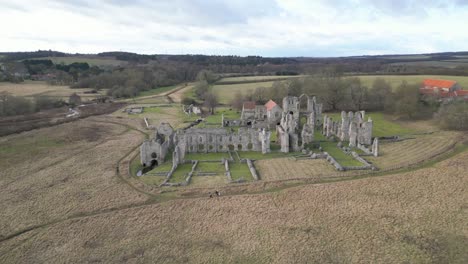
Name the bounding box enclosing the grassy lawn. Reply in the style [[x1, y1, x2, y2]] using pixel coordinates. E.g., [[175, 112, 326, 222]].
[[229, 162, 251, 181], [169, 163, 193, 183], [185, 152, 229, 161], [217, 75, 302, 84], [326, 112, 416, 137], [138, 85, 177, 97], [196, 162, 225, 174], [238, 151, 299, 160], [146, 162, 173, 174], [204, 108, 241, 123], [319, 141, 363, 167]]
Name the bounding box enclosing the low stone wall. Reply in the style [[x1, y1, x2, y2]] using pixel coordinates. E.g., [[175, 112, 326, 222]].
[[247, 159, 259, 180], [323, 152, 344, 171], [185, 160, 198, 184], [224, 159, 232, 182]]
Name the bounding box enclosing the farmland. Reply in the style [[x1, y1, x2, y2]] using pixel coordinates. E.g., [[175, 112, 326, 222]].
[[212, 81, 276, 104], [211, 75, 468, 104], [354, 75, 468, 90], [0, 81, 106, 101], [1, 73, 467, 263], [30, 56, 127, 67]]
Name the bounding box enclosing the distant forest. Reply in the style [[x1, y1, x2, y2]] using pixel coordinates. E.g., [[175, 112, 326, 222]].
[[2, 50, 468, 98]]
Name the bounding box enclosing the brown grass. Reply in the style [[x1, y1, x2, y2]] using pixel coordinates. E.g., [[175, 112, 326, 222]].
[[0, 81, 105, 101], [0, 116, 148, 237], [1, 149, 466, 263]]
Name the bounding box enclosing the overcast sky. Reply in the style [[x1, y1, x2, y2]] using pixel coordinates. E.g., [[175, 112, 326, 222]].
[[1, 0, 467, 57]]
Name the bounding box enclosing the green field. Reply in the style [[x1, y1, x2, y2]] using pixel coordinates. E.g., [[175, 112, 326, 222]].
[[31, 56, 126, 67], [354, 75, 468, 90], [212, 81, 276, 104], [217, 75, 302, 84], [137, 85, 177, 97], [229, 162, 251, 181], [238, 151, 298, 160], [169, 163, 193, 183], [390, 60, 468, 68], [205, 108, 241, 123], [196, 162, 225, 174], [185, 152, 230, 161], [326, 112, 416, 137], [319, 142, 363, 167]]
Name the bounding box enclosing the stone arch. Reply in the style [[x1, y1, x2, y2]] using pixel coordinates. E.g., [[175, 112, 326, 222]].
[[198, 144, 205, 151], [151, 152, 157, 159], [228, 144, 234, 151], [208, 145, 214, 151], [247, 143, 253, 150], [238, 144, 243, 151]]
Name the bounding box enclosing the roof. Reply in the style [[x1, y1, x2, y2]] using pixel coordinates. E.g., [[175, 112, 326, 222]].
[[264, 100, 278, 111], [422, 79, 457, 89], [243, 101, 256, 110]]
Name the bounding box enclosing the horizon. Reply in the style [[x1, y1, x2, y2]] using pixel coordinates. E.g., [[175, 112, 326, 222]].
[[2, 49, 468, 59], [2, 0, 468, 57]]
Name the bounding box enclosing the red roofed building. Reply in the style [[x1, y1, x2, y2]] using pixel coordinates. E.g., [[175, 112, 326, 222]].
[[420, 79, 468, 100], [241, 100, 283, 123], [265, 99, 282, 122]]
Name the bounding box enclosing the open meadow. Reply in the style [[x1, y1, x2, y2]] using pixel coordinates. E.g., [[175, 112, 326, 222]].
[[1, 141, 466, 263], [211, 75, 468, 104], [1, 86, 467, 263], [0, 81, 106, 101]]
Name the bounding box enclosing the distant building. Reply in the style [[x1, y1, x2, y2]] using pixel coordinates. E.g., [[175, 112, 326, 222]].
[[420, 79, 468, 99], [265, 99, 282, 123], [241, 101, 256, 120]]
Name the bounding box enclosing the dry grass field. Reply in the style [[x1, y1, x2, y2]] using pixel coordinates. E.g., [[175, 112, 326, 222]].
[[1, 99, 467, 263], [0, 81, 106, 101], [0, 116, 148, 237], [217, 75, 302, 84], [355, 75, 468, 90], [212, 81, 276, 104], [0, 147, 466, 263]]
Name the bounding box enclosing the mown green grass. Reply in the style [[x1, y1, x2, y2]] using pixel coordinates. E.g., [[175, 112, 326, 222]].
[[229, 162, 251, 181], [326, 112, 416, 137], [319, 141, 363, 167], [185, 152, 229, 161], [239, 151, 298, 160], [204, 107, 241, 123], [196, 162, 225, 174], [169, 163, 193, 182], [147, 162, 173, 174]]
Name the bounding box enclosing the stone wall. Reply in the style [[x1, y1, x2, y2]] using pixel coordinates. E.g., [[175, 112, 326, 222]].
[[323, 111, 373, 147], [176, 127, 270, 154]]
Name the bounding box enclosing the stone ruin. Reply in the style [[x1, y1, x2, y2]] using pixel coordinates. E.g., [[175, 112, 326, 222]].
[[140, 124, 271, 167], [276, 95, 323, 152], [322, 111, 379, 156], [140, 122, 174, 167]]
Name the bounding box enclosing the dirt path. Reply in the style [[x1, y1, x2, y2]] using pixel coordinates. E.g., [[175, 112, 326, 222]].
[[117, 83, 194, 104]]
